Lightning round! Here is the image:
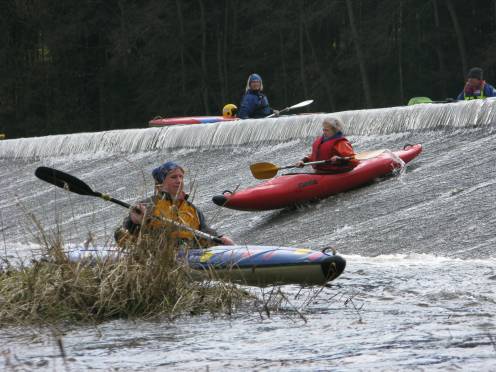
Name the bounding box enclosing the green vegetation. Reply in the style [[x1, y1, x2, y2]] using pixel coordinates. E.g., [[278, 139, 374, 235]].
[[2, 1, 495, 138]]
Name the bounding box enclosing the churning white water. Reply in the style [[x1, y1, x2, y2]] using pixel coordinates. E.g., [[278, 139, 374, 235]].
[[1, 99, 495, 370]]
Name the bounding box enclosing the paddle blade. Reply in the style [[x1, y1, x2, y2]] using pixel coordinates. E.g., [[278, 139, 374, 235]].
[[35, 167, 97, 196], [250, 162, 280, 180], [355, 149, 386, 160], [289, 99, 314, 110]]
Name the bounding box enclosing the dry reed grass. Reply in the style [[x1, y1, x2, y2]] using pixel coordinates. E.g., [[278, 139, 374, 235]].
[[0, 226, 250, 325]]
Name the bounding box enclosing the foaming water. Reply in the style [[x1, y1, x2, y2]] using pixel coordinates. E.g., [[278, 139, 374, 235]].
[[2, 128, 496, 257], [2, 254, 494, 370], [2, 99, 496, 159], [1, 103, 496, 370]]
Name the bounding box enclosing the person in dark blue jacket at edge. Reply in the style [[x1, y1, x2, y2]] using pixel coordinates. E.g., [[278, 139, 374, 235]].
[[238, 73, 279, 119], [457, 67, 496, 100]]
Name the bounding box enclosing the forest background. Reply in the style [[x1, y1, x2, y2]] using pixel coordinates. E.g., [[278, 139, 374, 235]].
[[1, 0, 496, 139]]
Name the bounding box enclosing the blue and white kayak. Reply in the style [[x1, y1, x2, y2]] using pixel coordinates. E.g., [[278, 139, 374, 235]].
[[67, 245, 346, 286]]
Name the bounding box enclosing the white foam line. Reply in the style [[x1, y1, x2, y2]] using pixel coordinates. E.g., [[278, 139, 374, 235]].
[[2, 100, 496, 159], [344, 253, 496, 265]]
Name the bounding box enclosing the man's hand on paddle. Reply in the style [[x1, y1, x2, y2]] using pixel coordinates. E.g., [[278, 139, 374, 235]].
[[130, 204, 146, 224], [218, 235, 235, 245]]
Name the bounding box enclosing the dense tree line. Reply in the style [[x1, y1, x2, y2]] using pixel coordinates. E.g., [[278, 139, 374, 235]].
[[1, 0, 496, 139]]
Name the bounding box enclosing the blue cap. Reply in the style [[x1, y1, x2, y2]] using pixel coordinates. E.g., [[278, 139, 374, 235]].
[[249, 73, 262, 82], [152, 161, 183, 184]]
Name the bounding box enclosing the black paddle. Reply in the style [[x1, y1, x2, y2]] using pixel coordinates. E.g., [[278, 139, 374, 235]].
[[35, 167, 130, 208], [35, 166, 223, 244]]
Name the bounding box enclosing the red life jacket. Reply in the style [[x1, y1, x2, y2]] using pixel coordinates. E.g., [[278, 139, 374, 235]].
[[309, 136, 357, 172]]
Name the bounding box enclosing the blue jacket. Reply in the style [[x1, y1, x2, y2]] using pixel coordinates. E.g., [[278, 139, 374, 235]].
[[238, 90, 272, 119], [457, 82, 496, 100]]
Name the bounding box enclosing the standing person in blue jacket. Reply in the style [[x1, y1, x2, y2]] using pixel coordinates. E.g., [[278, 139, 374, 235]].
[[457, 67, 496, 100], [238, 73, 279, 119]]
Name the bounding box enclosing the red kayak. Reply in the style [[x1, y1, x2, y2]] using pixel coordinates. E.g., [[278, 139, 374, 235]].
[[149, 116, 238, 127], [212, 144, 422, 211]]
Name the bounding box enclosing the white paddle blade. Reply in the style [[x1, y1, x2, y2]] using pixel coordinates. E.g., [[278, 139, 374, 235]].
[[289, 99, 314, 109], [266, 99, 314, 118]]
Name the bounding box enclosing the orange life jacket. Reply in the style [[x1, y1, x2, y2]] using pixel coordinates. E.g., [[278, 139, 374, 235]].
[[148, 196, 201, 240], [309, 136, 358, 172]]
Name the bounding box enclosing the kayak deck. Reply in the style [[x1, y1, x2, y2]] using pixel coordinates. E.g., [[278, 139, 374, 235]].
[[67, 245, 346, 287]]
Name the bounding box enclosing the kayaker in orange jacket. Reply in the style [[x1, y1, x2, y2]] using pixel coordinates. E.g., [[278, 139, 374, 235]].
[[295, 118, 359, 173], [115, 161, 235, 247]]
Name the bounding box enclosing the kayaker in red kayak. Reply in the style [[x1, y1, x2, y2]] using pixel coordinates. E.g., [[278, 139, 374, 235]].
[[115, 161, 235, 247], [296, 118, 359, 173]]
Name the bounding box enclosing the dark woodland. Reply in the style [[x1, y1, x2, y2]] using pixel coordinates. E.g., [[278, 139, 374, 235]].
[[1, 0, 496, 138]]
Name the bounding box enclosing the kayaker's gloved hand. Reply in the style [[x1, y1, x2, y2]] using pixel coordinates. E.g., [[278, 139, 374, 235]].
[[272, 109, 280, 117]]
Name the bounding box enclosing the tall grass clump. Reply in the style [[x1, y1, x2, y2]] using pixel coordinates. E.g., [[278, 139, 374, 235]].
[[0, 227, 250, 325]]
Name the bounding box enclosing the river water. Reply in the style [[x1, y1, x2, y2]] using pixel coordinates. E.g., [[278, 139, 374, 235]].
[[1, 100, 495, 370]]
